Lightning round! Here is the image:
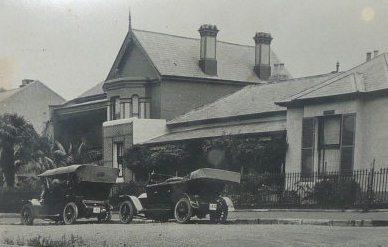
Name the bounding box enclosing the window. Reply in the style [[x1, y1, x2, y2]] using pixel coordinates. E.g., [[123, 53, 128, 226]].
[[318, 116, 342, 173], [113, 142, 123, 177], [340, 114, 356, 174], [110, 97, 121, 120], [132, 95, 139, 118], [303, 114, 356, 175], [301, 118, 315, 178]]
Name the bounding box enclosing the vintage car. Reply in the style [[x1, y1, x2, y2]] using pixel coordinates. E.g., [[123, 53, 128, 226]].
[[118, 168, 240, 224], [20, 164, 119, 225]]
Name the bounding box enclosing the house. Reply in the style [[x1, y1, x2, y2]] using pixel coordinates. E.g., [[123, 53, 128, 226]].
[[0, 80, 65, 134], [278, 52, 388, 174], [146, 52, 388, 179], [51, 13, 292, 182]]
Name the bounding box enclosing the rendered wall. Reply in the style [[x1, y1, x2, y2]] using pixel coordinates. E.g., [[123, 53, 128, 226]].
[[160, 80, 244, 120], [284, 99, 368, 173], [0, 82, 64, 133], [103, 118, 167, 182], [358, 96, 388, 169]]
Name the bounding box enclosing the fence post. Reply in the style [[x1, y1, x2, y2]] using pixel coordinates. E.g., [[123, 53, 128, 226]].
[[364, 159, 375, 212]]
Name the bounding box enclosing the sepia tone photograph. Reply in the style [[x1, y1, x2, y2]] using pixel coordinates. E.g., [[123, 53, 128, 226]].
[[0, 0, 388, 246]]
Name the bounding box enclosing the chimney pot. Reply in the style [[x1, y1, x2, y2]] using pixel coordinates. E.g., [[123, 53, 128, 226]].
[[198, 24, 219, 75], [254, 32, 273, 80], [20, 79, 34, 87], [366, 52, 372, 62]]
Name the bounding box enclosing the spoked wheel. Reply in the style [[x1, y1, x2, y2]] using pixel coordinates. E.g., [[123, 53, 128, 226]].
[[97, 211, 112, 223], [119, 201, 135, 224], [210, 198, 228, 224], [174, 197, 192, 224], [20, 205, 34, 225], [63, 202, 78, 225]]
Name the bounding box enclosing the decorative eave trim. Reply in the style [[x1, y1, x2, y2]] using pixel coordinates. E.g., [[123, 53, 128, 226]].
[[161, 74, 263, 86], [103, 77, 160, 91], [167, 110, 286, 128]]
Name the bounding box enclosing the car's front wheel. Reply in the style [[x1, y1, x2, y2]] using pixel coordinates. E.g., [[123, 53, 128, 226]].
[[174, 197, 192, 224], [119, 201, 135, 224], [20, 205, 34, 225], [63, 202, 78, 225]]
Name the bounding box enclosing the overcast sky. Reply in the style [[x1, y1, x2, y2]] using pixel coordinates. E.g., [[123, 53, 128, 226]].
[[1, 0, 387, 100]]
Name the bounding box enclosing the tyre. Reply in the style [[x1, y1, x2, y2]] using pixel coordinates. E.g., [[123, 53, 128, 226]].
[[20, 205, 34, 225], [97, 211, 112, 223], [119, 201, 135, 224], [209, 198, 228, 224], [174, 197, 192, 224], [63, 202, 78, 225]]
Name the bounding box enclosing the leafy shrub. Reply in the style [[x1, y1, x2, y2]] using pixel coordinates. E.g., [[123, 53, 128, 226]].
[[311, 178, 361, 208]]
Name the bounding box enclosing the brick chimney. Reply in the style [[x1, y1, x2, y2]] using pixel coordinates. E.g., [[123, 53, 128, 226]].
[[366, 52, 372, 62], [20, 79, 34, 88], [253, 32, 273, 80], [198, 24, 219, 75]]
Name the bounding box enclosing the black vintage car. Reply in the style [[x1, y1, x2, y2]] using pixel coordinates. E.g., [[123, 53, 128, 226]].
[[20, 165, 119, 225], [118, 168, 241, 224]]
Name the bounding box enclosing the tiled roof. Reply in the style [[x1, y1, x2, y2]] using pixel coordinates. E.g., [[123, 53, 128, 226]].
[[168, 73, 337, 125], [0, 88, 21, 102], [133, 29, 291, 83], [77, 81, 105, 98], [278, 53, 388, 105], [145, 119, 286, 144]]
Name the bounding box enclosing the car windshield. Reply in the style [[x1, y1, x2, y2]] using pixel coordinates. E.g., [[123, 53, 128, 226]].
[[148, 173, 175, 185]]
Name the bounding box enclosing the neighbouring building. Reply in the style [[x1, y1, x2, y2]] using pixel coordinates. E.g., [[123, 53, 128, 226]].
[[0, 80, 65, 134], [145, 52, 388, 180], [51, 12, 292, 182]]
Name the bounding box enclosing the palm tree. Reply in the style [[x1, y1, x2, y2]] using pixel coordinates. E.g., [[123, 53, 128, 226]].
[[0, 113, 39, 187]]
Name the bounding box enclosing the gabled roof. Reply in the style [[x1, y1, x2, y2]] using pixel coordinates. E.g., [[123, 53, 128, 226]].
[[109, 29, 291, 83], [277, 53, 388, 105], [0, 81, 65, 104], [168, 73, 337, 125], [0, 88, 21, 102], [77, 81, 105, 98]]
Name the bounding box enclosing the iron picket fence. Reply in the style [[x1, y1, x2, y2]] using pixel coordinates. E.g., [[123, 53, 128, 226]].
[[226, 168, 388, 209]]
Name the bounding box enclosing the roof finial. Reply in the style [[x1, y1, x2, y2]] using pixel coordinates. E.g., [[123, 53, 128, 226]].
[[128, 7, 132, 31], [336, 61, 340, 72]]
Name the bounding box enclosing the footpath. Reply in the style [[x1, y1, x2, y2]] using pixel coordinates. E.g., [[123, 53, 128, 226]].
[[1, 209, 388, 227]]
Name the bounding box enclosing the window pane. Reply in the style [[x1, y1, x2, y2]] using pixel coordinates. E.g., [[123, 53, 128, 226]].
[[302, 118, 314, 148], [342, 115, 355, 146], [301, 149, 313, 177], [340, 146, 354, 174], [323, 117, 340, 145], [145, 102, 151, 119], [132, 95, 139, 117], [114, 98, 121, 120]]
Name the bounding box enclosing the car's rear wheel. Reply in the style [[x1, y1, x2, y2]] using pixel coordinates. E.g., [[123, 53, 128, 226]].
[[119, 201, 135, 224], [63, 202, 78, 225], [174, 197, 192, 224], [97, 211, 112, 223], [20, 205, 34, 225], [210, 198, 228, 224]]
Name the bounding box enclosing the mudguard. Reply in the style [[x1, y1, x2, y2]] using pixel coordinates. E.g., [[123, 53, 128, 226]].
[[221, 197, 235, 211], [119, 195, 143, 212], [23, 199, 42, 217]]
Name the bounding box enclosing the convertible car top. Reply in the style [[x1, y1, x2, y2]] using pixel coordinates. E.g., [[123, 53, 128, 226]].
[[189, 168, 241, 183], [38, 164, 118, 184]]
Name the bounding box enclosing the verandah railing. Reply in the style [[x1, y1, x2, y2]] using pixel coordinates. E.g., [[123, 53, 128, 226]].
[[227, 168, 388, 209]]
